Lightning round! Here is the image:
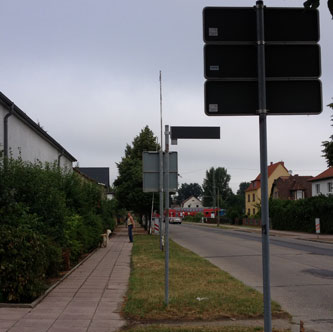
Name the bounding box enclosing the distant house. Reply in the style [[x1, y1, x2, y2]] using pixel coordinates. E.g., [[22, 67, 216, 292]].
[[78, 167, 111, 199], [181, 196, 203, 209], [78, 167, 110, 187], [0, 91, 76, 168], [308, 167, 333, 196], [245, 161, 290, 216], [271, 175, 313, 200]]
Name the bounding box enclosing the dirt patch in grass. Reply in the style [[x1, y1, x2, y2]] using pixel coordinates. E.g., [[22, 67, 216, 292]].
[[122, 235, 287, 322]]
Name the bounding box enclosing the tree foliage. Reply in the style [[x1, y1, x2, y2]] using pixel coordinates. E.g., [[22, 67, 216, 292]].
[[202, 167, 232, 207], [322, 103, 333, 167], [174, 183, 203, 205], [303, 0, 333, 17], [113, 126, 159, 217]]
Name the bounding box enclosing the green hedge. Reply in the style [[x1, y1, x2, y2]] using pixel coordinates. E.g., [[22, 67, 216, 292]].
[[0, 158, 116, 303], [270, 195, 333, 234]]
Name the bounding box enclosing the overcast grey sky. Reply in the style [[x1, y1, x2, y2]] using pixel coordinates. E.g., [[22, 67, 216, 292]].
[[0, 0, 332, 192]]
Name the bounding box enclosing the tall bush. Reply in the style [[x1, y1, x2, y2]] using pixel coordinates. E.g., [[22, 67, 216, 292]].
[[270, 195, 333, 234], [0, 158, 116, 303]]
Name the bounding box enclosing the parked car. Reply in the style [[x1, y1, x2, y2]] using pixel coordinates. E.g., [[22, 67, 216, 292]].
[[169, 217, 182, 224]]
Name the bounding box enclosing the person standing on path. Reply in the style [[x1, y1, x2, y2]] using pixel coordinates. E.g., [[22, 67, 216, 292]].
[[127, 212, 135, 243]]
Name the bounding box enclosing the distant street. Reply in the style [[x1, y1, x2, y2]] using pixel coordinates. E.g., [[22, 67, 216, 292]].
[[169, 223, 333, 332]]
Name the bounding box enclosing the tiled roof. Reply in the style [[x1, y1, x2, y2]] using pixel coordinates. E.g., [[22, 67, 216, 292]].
[[245, 161, 288, 192], [78, 167, 110, 187], [308, 167, 333, 182]]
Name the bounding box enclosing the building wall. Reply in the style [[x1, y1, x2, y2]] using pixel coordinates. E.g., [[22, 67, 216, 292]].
[[1, 105, 72, 169], [182, 196, 203, 208], [245, 164, 290, 216], [312, 179, 333, 196]]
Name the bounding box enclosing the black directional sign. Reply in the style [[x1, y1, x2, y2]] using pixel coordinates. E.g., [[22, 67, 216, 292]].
[[204, 80, 322, 116], [203, 5, 322, 116], [203, 7, 319, 43], [204, 44, 321, 79], [171, 126, 220, 140]]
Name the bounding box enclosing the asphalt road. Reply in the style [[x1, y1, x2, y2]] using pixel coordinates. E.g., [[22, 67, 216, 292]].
[[169, 223, 333, 332]]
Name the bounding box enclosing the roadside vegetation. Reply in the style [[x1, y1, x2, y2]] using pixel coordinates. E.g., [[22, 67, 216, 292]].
[[270, 195, 333, 233], [0, 158, 116, 303], [123, 235, 287, 325]]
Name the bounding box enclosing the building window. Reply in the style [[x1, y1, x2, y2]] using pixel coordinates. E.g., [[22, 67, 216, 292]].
[[296, 190, 304, 200], [253, 208, 256, 215], [188, 205, 191, 208], [252, 193, 255, 202], [196, 205, 199, 208], [316, 184, 320, 194], [247, 209, 250, 215], [328, 182, 333, 193], [248, 194, 250, 202]]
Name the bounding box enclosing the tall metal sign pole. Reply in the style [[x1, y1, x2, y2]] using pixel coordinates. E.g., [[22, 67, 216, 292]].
[[159, 71, 164, 251], [256, 2, 272, 331], [203, 3, 321, 332], [164, 125, 170, 305]]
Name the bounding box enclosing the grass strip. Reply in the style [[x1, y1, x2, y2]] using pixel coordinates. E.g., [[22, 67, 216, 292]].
[[124, 326, 290, 332], [123, 235, 285, 321]]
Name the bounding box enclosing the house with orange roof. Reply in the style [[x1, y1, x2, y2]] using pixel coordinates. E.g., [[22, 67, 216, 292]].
[[308, 167, 333, 196], [245, 161, 290, 216]]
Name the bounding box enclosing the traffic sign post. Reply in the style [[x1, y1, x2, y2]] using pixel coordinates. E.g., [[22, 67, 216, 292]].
[[203, 2, 321, 331]]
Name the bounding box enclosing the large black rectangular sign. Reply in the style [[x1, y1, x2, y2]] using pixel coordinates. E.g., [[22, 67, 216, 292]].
[[204, 44, 321, 79], [203, 7, 319, 43], [205, 80, 322, 115]]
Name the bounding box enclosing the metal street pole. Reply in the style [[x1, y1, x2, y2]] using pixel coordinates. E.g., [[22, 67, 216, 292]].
[[164, 125, 170, 305], [217, 188, 220, 227], [256, 1, 272, 331], [159, 71, 164, 250]]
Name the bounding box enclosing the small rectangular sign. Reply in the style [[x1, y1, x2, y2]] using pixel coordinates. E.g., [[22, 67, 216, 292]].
[[205, 80, 322, 115], [203, 6, 319, 43], [170, 126, 220, 140], [204, 44, 321, 79]]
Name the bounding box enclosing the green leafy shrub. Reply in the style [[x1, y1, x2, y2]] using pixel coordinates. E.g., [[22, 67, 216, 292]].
[[0, 157, 117, 302], [0, 224, 48, 303]]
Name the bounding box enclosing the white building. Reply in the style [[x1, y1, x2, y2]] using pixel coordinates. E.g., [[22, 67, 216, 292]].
[[0, 92, 76, 168], [181, 196, 203, 208], [309, 167, 333, 196]]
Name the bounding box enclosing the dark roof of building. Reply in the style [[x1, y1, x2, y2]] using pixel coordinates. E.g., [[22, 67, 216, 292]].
[[246, 161, 288, 192], [0, 91, 76, 162], [308, 167, 333, 182], [271, 175, 313, 199], [78, 167, 110, 187]]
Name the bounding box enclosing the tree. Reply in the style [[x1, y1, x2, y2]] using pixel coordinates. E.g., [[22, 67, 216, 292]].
[[174, 183, 203, 205], [303, 0, 333, 17], [322, 103, 333, 167], [113, 126, 159, 219], [202, 167, 232, 208], [237, 182, 251, 197]]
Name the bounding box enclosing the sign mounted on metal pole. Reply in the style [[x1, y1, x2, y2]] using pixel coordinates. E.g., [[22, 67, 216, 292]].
[[170, 126, 220, 145], [203, 5, 322, 116], [142, 151, 178, 193], [202, 2, 322, 332]]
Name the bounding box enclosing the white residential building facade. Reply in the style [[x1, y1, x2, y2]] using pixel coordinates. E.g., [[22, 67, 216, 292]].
[[0, 92, 76, 168], [309, 167, 333, 197]]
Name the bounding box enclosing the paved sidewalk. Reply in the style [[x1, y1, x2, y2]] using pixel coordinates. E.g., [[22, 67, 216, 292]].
[[0, 230, 132, 332]]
